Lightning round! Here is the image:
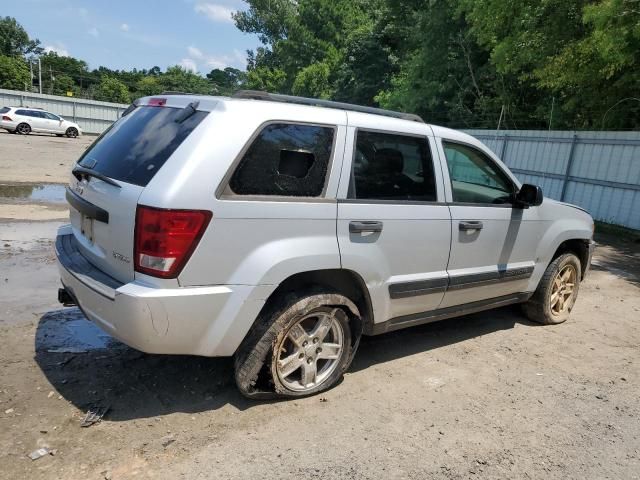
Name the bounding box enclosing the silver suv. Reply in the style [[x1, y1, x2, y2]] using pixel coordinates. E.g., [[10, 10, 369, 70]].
[[56, 92, 595, 397]]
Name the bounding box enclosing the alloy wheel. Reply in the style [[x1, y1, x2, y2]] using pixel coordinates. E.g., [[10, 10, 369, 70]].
[[550, 264, 577, 316], [275, 310, 345, 392]]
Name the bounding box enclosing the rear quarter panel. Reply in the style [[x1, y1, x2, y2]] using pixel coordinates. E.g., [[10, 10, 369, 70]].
[[139, 100, 348, 287]]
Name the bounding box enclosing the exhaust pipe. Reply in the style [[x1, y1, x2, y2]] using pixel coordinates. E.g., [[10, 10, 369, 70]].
[[58, 288, 76, 307]]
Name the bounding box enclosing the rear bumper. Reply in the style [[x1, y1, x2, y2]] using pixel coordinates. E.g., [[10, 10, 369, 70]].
[[55, 225, 269, 356], [0, 120, 17, 131]]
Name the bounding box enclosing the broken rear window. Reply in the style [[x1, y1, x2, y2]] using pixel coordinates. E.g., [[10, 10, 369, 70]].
[[229, 123, 335, 197]]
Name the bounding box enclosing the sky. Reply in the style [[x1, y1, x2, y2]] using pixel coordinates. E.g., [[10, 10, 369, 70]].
[[3, 0, 262, 74]]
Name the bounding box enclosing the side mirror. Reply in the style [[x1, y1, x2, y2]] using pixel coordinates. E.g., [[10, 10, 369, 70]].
[[515, 183, 543, 208]]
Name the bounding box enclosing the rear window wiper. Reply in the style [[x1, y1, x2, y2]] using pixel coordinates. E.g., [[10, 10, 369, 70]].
[[72, 166, 121, 188], [175, 101, 200, 124]]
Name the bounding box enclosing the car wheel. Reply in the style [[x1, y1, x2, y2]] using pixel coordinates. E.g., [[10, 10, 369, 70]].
[[66, 127, 78, 138], [16, 123, 31, 135], [523, 253, 582, 325], [234, 291, 361, 398]]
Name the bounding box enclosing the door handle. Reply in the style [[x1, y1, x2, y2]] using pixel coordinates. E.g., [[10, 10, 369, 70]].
[[349, 221, 383, 234], [459, 221, 483, 231]]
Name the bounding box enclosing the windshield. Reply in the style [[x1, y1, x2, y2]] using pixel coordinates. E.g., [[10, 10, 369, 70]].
[[77, 106, 208, 187]]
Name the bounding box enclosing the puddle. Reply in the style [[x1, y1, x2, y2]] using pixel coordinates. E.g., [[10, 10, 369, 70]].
[[36, 309, 125, 353], [0, 183, 67, 204]]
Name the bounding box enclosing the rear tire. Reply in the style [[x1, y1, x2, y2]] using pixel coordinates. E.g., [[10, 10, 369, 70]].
[[523, 253, 581, 325], [16, 123, 31, 135], [65, 127, 78, 138], [234, 291, 360, 398]]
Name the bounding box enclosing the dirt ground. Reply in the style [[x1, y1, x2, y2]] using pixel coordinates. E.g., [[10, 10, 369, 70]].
[[0, 129, 93, 184], [0, 133, 639, 480]]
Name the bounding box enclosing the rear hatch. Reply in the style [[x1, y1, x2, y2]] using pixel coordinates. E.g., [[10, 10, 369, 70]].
[[67, 102, 208, 283]]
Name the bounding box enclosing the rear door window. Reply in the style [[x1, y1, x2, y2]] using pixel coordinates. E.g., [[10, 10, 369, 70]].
[[228, 123, 335, 197], [349, 130, 437, 201], [77, 106, 208, 187]]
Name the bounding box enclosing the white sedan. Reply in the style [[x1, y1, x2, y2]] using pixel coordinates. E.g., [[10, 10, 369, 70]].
[[0, 106, 82, 137]]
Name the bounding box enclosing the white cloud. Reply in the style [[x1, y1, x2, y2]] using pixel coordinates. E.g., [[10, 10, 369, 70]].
[[194, 3, 235, 23], [88, 27, 99, 37], [120, 23, 130, 32], [187, 46, 204, 60], [44, 43, 70, 57], [180, 45, 246, 73], [179, 58, 198, 72]]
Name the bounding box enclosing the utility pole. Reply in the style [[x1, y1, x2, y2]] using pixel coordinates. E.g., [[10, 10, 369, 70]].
[[38, 57, 42, 94], [29, 60, 33, 92], [50, 66, 54, 95], [548, 97, 555, 131]]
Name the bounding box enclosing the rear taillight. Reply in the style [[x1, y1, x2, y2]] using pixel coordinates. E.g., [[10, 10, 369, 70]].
[[134, 206, 212, 278], [2, 116, 12, 121]]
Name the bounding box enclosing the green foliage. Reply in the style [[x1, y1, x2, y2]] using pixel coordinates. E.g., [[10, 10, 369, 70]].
[[94, 76, 131, 103], [206, 67, 247, 95], [0, 16, 43, 57], [0, 55, 30, 90], [136, 76, 163, 96], [245, 67, 287, 92], [160, 66, 212, 94], [292, 62, 333, 98], [2, 6, 639, 128]]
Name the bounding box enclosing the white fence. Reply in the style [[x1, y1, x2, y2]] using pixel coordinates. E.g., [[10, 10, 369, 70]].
[[466, 130, 640, 230], [0, 88, 127, 134]]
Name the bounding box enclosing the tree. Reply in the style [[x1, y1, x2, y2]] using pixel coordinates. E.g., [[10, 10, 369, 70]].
[[0, 55, 30, 90], [51, 74, 77, 96], [0, 16, 43, 57], [94, 76, 130, 103], [160, 66, 212, 94], [136, 76, 163, 97], [206, 67, 246, 95]]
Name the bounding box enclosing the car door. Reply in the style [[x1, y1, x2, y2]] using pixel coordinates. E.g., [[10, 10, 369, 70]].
[[30, 111, 49, 132], [43, 112, 63, 133], [15, 110, 41, 132], [337, 121, 452, 327], [437, 137, 545, 308]]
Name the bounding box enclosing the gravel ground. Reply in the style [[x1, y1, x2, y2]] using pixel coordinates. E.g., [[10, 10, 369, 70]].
[[0, 131, 639, 480]]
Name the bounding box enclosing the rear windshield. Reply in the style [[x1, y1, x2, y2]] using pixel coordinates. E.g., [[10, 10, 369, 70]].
[[77, 106, 208, 187], [0, 107, 9, 114]]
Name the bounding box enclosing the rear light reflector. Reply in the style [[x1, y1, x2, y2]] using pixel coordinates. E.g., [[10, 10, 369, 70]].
[[134, 206, 212, 278], [147, 97, 167, 106], [2, 116, 12, 121]]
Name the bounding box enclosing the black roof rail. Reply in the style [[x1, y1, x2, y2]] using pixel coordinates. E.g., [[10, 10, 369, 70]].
[[232, 90, 424, 123]]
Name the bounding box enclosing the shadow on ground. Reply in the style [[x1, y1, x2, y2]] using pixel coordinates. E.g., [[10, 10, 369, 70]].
[[591, 232, 640, 287], [35, 304, 534, 421]]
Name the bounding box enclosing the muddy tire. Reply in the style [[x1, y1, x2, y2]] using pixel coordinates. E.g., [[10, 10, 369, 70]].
[[16, 123, 31, 135], [523, 253, 581, 325], [234, 290, 361, 399]]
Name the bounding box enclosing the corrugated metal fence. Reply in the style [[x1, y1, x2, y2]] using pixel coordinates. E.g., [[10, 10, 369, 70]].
[[465, 130, 640, 230], [0, 88, 127, 134]]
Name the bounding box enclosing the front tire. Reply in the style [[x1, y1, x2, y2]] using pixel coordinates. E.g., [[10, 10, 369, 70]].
[[16, 123, 31, 135], [523, 253, 581, 325], [65, 127, 78, 138], [234, 291, 360, 398]]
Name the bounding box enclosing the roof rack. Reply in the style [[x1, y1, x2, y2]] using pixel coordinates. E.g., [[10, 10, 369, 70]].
[[232, 90, 424, 123]]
